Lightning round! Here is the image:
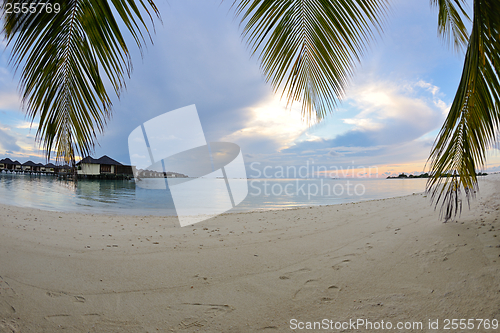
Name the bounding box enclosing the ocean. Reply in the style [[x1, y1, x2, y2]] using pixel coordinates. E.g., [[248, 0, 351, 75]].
[[0, 172, 430, 216]]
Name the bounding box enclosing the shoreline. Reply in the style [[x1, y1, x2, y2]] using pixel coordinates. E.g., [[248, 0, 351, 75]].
[[0, 190, 424, 217], [1, 175, 499, 332], [0, 187, 429, 219], [0, 175, 429, 217]]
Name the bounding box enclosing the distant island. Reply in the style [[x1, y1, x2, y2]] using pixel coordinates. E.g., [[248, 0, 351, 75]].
[[387, 172, 488, 179]]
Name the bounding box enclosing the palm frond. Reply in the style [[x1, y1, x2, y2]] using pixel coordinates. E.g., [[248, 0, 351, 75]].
[[1, 0, 160, 164], [427, 0, 500, 221], [233, 0, 388, 121], [430, 0, 471, 52]]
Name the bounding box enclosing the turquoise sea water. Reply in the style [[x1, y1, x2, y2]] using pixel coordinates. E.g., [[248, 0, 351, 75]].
[[0, 173, 429, 215]]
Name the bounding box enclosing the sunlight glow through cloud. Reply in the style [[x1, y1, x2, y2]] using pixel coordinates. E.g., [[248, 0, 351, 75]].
[[221, 94, 310, 151]]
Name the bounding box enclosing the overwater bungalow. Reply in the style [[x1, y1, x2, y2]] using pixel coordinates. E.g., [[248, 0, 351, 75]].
[[1, 158, 16, 172], [0, 158, 65, 174], [76, 156, 134, 179], [45, 163, 57, 173], [77, 155, 123, 175], [22, 161, 39, 172], [1, 158, 20, 172], [13, 160, 22, 171], [56, 165, 71, 174]]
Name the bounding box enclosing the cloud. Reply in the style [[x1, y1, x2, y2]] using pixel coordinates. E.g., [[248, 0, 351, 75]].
[[415, 80, 440, 96], [0, 117, 44, 160], [0, 92, 21, 111], [220, 95, 309, 153], [264, 78, 447, 173], [328, 149, 344, 157], [0, 127, 21, 152], [14, 121, 37, 130], [329, 80, 447, 147], [0, 67, 21, 111]]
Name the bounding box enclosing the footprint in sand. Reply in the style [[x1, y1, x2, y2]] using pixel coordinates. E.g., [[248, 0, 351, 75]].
[[293, 279, 321, 301], [358, 243, 374, 251], [292, 277, 343, 303], [183, 303, 234, 318], [45, 314, 74, 327], [0, 277, 16, 298], [278, 267, 311, 280], [259, 325, 278, 330], [46, 291, 68, 298], [0, 301, 15, 317], [0, 319, 19, 333], [320, 285, 341, 302], [332, 259, 351, 271], [81, 313, 101, 324], [178, 317, 207, 329], [74, 295, 85, 303], [46, 291, 86, 303], [204, 304, 233, 317], [0, 277, 17, 318]]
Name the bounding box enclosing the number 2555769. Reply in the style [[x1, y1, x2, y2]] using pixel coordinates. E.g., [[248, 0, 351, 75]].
[[4, 2, 61, 14]]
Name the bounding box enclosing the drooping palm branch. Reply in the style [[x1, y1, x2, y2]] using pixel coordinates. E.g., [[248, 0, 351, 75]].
[[431, 0, 470, 52], [1, 0, 160, 165], [427, 0, 500, 221], [233, 0, 388, 121]]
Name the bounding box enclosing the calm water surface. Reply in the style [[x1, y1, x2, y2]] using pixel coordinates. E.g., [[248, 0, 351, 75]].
[[0, 173, 429, 216]]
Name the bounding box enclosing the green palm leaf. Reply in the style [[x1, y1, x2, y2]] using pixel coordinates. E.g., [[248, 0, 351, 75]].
[[1, 0, 159, 165], [430, 0, 470, 52], [233, 0, 388, 120], [427, 0, 500, 221]]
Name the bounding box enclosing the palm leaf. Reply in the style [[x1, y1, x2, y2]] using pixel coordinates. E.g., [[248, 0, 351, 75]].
[[233, 0, 388, 121], [430, 0, 470, 52], [426, 0, 500, 221], [1, 0, 160, 165]]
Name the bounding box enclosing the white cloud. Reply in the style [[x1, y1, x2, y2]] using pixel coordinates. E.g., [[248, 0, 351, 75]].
[[341, 79, 447, 140], [415, 80, 440, 96], [15, 121, 37, 130], [0, 92, 21, 111], [343, 118, 383, 131], [0, 122, 40, 157], [434, 99, 450, 115]]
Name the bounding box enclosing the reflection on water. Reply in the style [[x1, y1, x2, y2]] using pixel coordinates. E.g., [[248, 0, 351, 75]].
[[0, 172, 429, 216], [237, 178, 429, 211], [0, 173, 176, 215]]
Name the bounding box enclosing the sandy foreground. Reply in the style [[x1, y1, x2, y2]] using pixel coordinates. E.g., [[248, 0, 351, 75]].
[[1, 176, 500, 333]]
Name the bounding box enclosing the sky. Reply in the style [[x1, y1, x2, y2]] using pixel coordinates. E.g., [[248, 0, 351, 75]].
[[1, 0, 499, 178]]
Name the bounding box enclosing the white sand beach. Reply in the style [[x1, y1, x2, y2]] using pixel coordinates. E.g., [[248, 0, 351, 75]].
[[1, 175, 500, 332]]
